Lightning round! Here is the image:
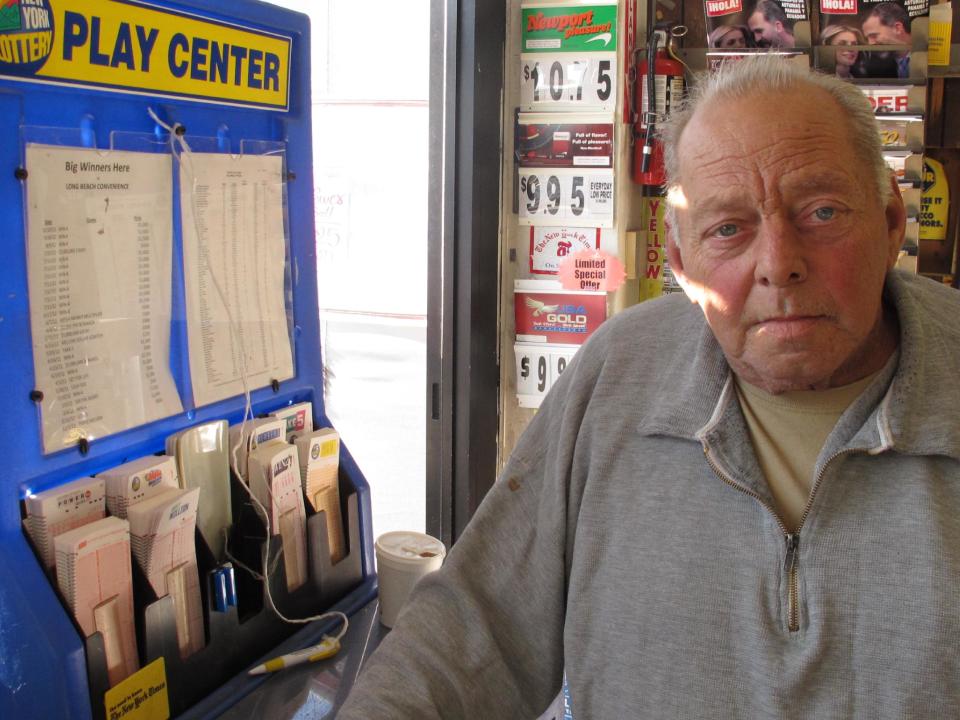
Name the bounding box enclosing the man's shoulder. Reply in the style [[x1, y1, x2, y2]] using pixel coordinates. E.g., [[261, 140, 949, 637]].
[[889, 269, 960, 339], [577, 293, 706, 371], [598, 292, 702, 343]]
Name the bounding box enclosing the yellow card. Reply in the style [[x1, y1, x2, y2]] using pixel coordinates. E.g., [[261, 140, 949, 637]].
[[929, 3, 953, 66], [104, 657, 170, 720], [320, 439, 339, 458]]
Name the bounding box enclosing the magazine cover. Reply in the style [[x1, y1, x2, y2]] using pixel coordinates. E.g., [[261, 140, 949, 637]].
[[703, 0, 809, 48], [818, 0, 927, 79], [859, 85, 913, 113]]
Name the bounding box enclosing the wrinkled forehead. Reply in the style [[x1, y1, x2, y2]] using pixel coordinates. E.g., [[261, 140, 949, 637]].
[[670, 86, 866, 206], [675, 86, 850, 174]]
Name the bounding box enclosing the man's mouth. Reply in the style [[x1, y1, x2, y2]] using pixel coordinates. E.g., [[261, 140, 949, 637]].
[[753, 315, 827, 338]]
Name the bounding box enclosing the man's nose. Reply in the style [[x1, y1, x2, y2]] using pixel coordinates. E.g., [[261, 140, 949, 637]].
[[754, 218, 807, 287]]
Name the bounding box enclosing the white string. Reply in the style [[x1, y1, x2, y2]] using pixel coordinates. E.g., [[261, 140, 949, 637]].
[[149, 108, 349, 642]]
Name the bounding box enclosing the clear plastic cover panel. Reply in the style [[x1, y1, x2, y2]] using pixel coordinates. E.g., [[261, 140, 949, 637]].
[[21, 128, 296, 452], [177, 138, 295, 408], [22, 128, 183, 453]]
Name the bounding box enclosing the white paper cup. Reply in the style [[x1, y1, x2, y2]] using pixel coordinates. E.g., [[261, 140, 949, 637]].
[[375, 531, 446, 628]]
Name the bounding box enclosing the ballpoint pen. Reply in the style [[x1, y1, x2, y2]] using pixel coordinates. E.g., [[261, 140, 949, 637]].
[[247, 635, 341, 675]]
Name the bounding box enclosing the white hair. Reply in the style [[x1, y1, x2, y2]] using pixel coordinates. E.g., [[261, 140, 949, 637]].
[[660, 56, 892, 244]]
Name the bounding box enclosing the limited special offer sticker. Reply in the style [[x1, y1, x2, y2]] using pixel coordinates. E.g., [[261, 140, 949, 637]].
[[558, 249, 625, 292]]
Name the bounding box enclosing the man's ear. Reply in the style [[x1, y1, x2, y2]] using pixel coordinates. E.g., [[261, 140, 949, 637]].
[[883, 174, 907, 270], [665, 227, 685, 278], [665, 229, 700, 302]]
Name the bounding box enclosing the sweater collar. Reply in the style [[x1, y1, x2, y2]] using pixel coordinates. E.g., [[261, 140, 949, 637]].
[[872, 270, 960, 459], [637, 271, 960, 461]]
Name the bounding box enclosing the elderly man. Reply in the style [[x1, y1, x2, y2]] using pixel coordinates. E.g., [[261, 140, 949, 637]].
[[862, 1, 912, 78], [748, 0, 796, 48], [340, 58, 960, 718]]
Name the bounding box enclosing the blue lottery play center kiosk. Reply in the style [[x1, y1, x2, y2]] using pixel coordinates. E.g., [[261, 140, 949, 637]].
[[0, 1, 377, 717]]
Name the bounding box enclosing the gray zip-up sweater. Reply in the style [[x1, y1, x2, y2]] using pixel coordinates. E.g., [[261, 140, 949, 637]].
[[340, 270, 960, 719]]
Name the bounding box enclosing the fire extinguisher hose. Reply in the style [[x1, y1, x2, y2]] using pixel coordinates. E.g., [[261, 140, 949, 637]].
[[640, 32, 660, 175], [639, 24, 688, 175]]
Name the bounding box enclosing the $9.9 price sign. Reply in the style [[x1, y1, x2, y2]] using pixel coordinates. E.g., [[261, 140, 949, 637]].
[[520, 53, 616, 111], [514, 343, 578, 408], [518, 167, 614, 228]]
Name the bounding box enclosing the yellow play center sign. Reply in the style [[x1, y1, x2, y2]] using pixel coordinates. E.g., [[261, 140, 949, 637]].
[[0, 0, 291, 110]]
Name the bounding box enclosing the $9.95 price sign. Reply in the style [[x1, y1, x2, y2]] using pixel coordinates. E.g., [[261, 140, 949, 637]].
[[520, 53, 617, 111], [518, 167, 614, 228], [514, 343, 578, 408]]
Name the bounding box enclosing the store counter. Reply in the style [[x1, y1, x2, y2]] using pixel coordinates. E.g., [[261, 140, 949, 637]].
[[217, 599, 386, 718]]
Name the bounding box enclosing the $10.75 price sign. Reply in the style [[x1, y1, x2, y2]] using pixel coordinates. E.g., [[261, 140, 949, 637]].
[[518, 167, 614, 228], [520, 53, 616, 112]]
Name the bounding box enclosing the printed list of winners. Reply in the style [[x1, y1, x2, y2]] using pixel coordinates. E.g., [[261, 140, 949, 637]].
[[36, 218, 104, 437], [134, 213, 165, 408], [192, 179, 237, 387], [35, 211, 166, 441], [193, 176, 276, 389]]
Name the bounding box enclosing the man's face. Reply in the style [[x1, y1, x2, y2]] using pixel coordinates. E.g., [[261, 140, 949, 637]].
[[862, 16, 909, 44], [667, 88, 905, 393], [747, 11, 780, 47]]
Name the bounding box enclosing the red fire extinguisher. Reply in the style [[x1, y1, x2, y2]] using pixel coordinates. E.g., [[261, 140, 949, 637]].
[[633, 26, 686, 186]]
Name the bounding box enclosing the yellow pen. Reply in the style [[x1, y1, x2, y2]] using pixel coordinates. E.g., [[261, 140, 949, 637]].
[[247, 636, 341, 675]]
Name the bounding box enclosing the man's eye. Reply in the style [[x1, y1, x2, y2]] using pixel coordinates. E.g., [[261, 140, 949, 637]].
[[814, 206, 835, 221], [716, 223, 738, 237]]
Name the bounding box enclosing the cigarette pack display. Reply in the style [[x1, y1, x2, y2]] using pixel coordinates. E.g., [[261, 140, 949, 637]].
[[99, 455, 179, 519], [24, 476, 105, 569]]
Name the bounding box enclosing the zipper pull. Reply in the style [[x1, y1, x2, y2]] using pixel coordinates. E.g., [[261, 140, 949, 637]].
[[784, 533, 799, 573]]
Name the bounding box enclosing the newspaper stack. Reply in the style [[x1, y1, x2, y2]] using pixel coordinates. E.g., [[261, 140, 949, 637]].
[[294, 428, 345, 563], [127, 486, 205, 659], [248, 442, 308, 592], [25, 476, 106, 570], [99, 455, 179, 518], [55, 516, 139, 687]]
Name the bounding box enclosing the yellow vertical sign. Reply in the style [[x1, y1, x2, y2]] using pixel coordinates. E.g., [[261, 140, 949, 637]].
[[928, 2, 953, 67], [0, 0, 291, 109], [639, 194, 667, 301], [921, 157, 949, 241]]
